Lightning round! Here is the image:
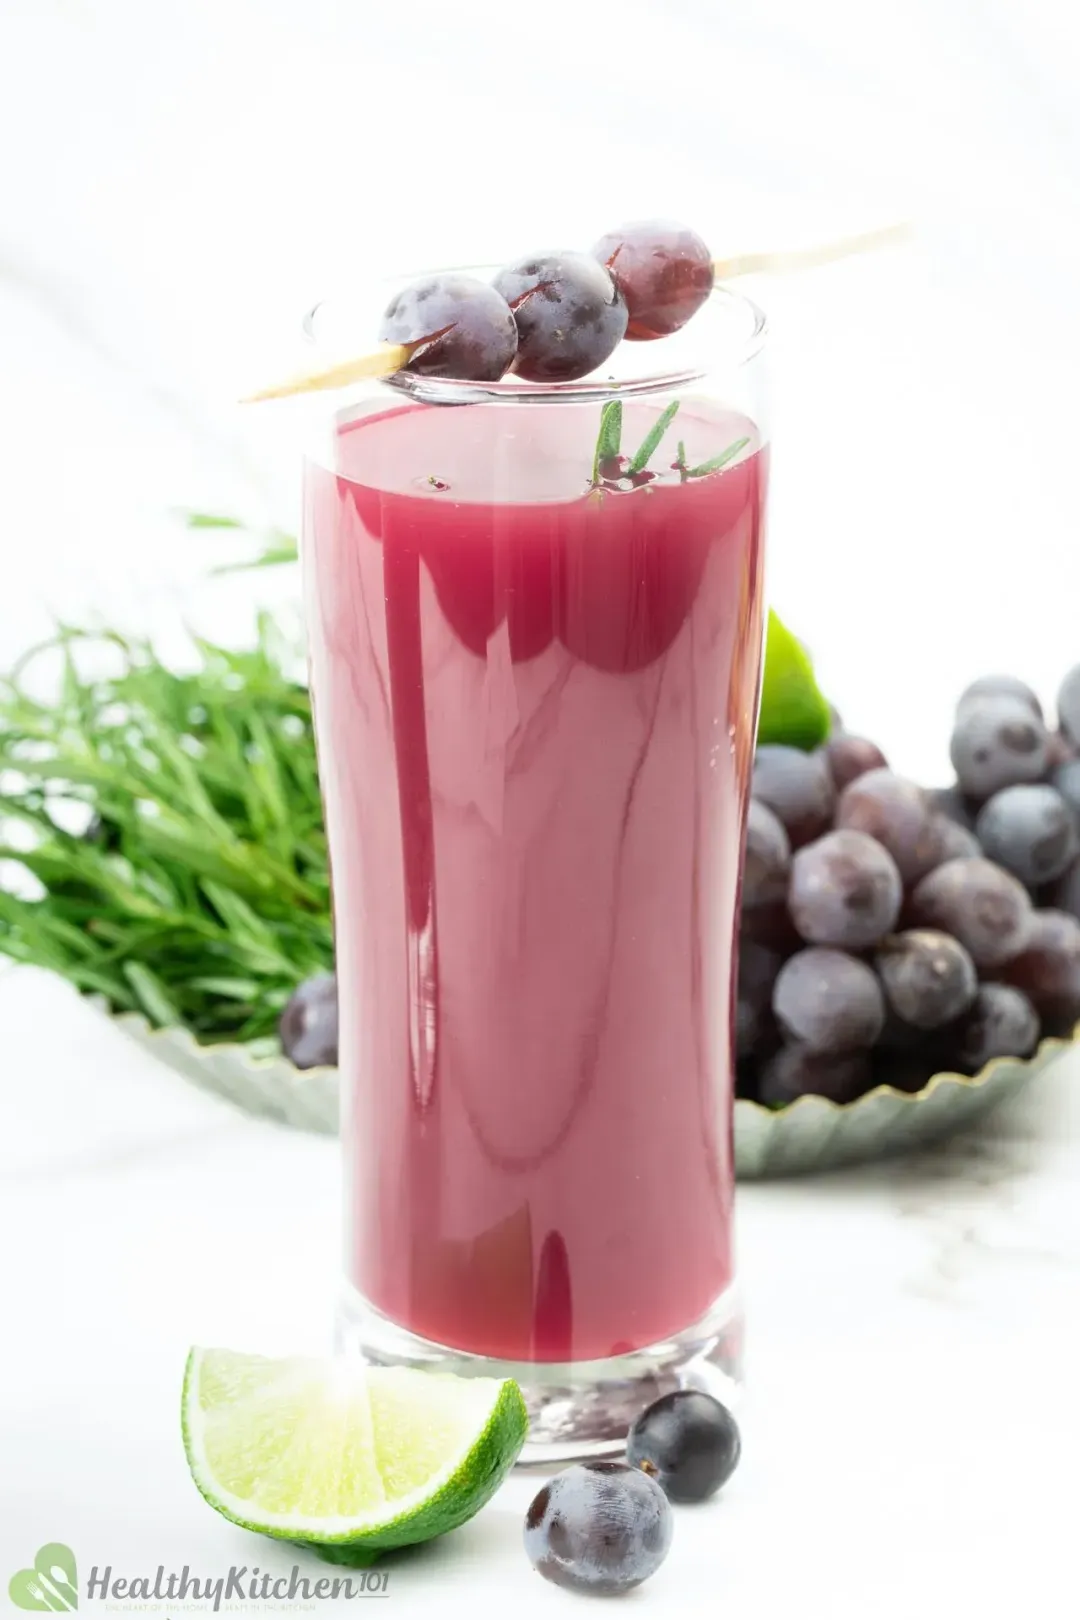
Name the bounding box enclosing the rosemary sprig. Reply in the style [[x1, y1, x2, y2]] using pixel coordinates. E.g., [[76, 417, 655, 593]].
[[0, 617, 332, 1041], [592, 398, 749, 486], [591, 400, 623, 483], [626, 400, 680, 476], [684, 437, 751, 478]]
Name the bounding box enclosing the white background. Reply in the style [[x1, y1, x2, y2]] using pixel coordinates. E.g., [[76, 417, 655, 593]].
[[3, 3, 1080, 1616], [3, 0, 1080, 773]]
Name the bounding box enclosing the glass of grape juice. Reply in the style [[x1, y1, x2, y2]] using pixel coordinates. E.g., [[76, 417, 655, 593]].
[[300, 272, 769, 1462]]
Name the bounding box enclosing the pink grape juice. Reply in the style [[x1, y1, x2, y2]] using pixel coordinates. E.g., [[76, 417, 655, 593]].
[[303, 395, 767, 1363]]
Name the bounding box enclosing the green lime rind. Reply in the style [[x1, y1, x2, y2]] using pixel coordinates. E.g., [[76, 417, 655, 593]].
[[181, 1348, 528, 1560], [757, 609, 831, 750]]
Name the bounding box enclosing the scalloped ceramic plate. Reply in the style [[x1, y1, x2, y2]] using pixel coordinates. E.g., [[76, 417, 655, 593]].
[[105, 1008, 1078, 1178]]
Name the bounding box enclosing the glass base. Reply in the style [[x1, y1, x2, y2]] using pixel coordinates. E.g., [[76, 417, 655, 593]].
[[336, 1281, 743, 1466]]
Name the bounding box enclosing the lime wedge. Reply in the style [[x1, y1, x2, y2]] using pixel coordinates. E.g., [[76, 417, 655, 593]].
[[182, 1348, 528, 1562], [757, 609, 831, 750]]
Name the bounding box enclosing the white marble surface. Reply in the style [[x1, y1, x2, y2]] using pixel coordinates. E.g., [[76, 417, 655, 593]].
[[4, 1, 1080, 1613]]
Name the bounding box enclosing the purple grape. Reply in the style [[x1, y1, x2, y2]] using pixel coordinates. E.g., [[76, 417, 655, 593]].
[[758, 1045, 872, 1106], [524, 1462, 672, 1595], [1047, 856, 1080, 922], [279, 973, 339, 1069], [998, 909, 1080, 1026], [1046, 731, 1077, 770], [736, 941, 782, 1057], [929, 784, 977, 830], [742, 800, 791, 908], [379, 275, 517, 381], [1051, 757, 1080, 819], [740, 901, 802, 955], [877, 1008, 936, 1053], [948, 984, 1039, 1071], [492, 253, 627, 383], [752, 746, 836, 848], [788, 828, 902, 950], [834, 769, 944, 885], [592, 220, 714, 341], [957, 673, 1043, 720], [874, 929, 977, 1030], [822, 734, 888, 793], [772, 948, 885, 1053], [1056, 665, 1080, 746], [949, 696, 1050, 801], [974, 784, 1079, 887], [932, 815, 982, 863], [909, 857, 1032, 968], [627, 1391, 740, 1503]]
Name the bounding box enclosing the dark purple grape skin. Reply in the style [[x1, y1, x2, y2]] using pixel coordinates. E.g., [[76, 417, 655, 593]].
[[740, 900, 802, 955], [908, 857, 1032, 968], [932, 815, 982, 863], [279, 973, 339, 1069], [1046, 856, 1080, 922], [524, 1462, 672, 1595], [788, 829, 902, 950], [752, 746, 836, 849], [874, 929, 978, 1030], [1056, 665, 1080, 746], [592, 220, 714, 341], [758, 1045, 872, 1106], [627, 1392, 741, 1503], [1051, 757, 1080, 819], [948, 984, 1039, 1071], [998, 909, 1080, 1026], [974, 784, 1079, 888], [379, 275, 517, 382], [742, 800, 791, 908], [957, 673, 1043, 721], [949, 696, 1050, 801], [1046, 732, 1077, 770], [822, 734, 888, 793], [736, 940, 782, 1057], [772, 948, 885, 1053], [834, 769, 945, 885], [492, 253, 627, 383], [929, 784, 977, 831]]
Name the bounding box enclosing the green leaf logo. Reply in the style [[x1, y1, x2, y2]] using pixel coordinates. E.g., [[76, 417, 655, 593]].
[[9, 1545, 78, 1611]]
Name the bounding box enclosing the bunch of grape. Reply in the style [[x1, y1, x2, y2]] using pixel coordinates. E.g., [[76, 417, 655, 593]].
[[737, 668, 1080, 1108]]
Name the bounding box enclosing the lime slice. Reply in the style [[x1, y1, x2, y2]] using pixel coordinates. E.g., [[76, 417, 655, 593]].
[[182, 1348, 528, 1562], [757, 609, 831, 750]]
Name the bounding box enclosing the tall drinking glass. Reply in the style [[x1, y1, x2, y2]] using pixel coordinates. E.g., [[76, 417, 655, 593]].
[[301, 273, 768, 1462]]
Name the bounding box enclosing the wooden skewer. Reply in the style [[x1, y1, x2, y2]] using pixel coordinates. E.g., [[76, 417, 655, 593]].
[[711, 220, 912, 281], [242, 223, 912, 403]]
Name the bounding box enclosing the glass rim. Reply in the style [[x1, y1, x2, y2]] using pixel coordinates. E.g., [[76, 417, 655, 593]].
[[301, 267, 767, 406]]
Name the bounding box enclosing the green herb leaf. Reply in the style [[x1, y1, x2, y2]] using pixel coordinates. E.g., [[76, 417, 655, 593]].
[[212, 542, 299, 576], [685, 437, 750, 478], [591, 400, 623, 483], [626, 400, 680, 476], [182, 512, 244, 530], [0, 625, 332, 1042]]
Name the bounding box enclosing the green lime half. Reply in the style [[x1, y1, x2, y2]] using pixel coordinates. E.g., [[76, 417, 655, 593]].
[[182, 1348, 528, 1563], [757, 609, 831, 750]]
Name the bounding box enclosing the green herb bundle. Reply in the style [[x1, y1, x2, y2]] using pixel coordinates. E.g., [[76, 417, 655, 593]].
[[0, 613, 331, 1041]]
